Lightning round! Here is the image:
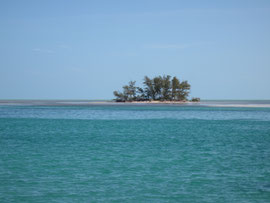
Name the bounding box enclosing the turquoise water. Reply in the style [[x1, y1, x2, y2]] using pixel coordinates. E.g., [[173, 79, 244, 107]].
[[0, 105, 270, 202]]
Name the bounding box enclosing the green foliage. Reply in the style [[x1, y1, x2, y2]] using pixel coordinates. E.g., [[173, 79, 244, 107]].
[[191, 97, 200, 102], [125, 81, 137, 101], [178, 81, 191, 101], [136, 87, 147, 101], [171, 76, 180, 100], [113, 91, 126, 102], [153, 76, 163, 100], [113, 75, 193, 102], [161, 75, 171, 100], [143, 76, 155, 100]]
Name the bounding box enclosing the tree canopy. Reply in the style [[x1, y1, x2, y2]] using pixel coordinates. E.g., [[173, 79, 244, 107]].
[[113, 75, 195, 102]]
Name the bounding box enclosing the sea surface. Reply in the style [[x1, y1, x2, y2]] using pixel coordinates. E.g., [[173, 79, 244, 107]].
[[0, 103, 270, 202]]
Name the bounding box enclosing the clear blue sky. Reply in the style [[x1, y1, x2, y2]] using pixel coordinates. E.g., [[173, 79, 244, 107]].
[[1, 0, 270, 100]]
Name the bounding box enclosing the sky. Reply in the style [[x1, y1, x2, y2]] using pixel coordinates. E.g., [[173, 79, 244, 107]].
[[0, 0, 270, 100]]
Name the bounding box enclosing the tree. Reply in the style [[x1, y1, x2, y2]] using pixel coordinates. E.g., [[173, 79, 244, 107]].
[[113, 81, 137, 101], [128, 81, 137, 101], [123, 81, 137, 101], [113, 75, 193, 102], [161, 75, 171, 100], [191, 97, 200, 102], [153, 76, 163, 100], [171, 76, 180, 101], [177, 80, 190, 101], [113, 91, 126, 102], [136, 87, 146, 101], [143, 76, 155, 100]]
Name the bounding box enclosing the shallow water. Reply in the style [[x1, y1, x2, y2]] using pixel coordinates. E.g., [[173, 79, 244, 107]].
[[0, 105, 270, 202]]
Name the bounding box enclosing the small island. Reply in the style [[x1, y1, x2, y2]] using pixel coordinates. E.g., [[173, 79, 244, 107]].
[[113, 75, 200, 103]]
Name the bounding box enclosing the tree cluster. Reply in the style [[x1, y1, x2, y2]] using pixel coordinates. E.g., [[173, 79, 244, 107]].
[[113, 75, 192, 102]]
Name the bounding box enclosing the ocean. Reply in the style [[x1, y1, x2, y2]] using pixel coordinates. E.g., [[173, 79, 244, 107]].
[[0, 102, 270, 202]]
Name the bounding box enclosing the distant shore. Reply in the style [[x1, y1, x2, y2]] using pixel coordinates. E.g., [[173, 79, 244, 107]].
[[1, 100, 270, 108], [0, 100, 194, 106], [120, 100, 192, 104]]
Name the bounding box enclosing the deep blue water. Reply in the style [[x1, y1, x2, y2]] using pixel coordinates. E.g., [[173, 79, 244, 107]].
[[0, 105, 270, 202]]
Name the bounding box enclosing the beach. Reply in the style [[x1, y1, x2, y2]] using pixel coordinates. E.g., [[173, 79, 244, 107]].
[[1, 99, 270, 108]]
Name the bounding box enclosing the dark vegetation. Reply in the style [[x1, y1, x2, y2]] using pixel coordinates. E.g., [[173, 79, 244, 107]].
[[113, 75, 199, 102], [191, 97, 201, 102]]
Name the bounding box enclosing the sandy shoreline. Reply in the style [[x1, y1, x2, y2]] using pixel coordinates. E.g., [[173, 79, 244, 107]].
[[0, 100, 270, 108], [0, 100, 194, 106]]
